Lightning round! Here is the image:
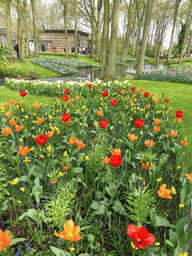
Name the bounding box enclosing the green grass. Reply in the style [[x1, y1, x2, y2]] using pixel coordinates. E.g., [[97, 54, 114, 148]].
[[15, 58, 61, 78], [121, 77, 192, 169]]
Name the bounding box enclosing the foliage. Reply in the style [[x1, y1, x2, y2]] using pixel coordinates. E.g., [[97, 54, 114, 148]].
[[177, 22, 186, 54], [0, 79, 191, 255], [0, 60, 26, 78], [0, 46, 13, 61]]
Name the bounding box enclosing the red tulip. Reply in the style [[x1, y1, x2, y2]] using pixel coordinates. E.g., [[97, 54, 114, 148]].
[[88, 84, 93, 88], [175, 111, 186, 118], [19, 91, 27, 97], [134, 119, 144, 128], [110, 154, 123, 167], [111, 99, 118, 106], [64, 89, 70, 94], [36, 135, 48, 146], [127, 224, 155, 250], [116, 89, 119, 92], [62, 113, 70, 123], [102, 91, 108, 97], [164, 99, 170, 103], [62, 95, 69, 101], [131, 87, 136, 91], [144, 92, 149, 98], [15, 103, 21, 107], [99, 119, 108, 128]]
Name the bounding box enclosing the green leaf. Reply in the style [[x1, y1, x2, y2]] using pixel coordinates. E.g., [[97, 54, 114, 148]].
[[94, 205, 107, 215], [150, 213, 174, 228], [19, 209, 39, 222], [143, 247, 160, 256], [78, 254, 89, 256], [50, 246, 70, 256], [124, 149, 131, 162], [112, 200, 127, 216], [185, 229, 192, 244], [91, 201, 102, 210], [165, 239, 175, 249], [169, 229, 177, 246], [1, 199, 8, 211], [176, 215, 191, 246], [105, 183, 117, 197], [31, 178, 43, 203], [87, 234, 94, 244], [10, 238, 26, 246]]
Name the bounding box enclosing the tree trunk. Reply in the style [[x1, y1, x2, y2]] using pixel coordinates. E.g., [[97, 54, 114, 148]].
[[23, 0, 29, 58], [5, 0, 13, 51], [74, 0, 78, 58], [101, 0, 109, 74], [90, 0, 95, 59], [95, 0, 103, 62], [64, 0, 68, 58], [167, 0, 181, 64], [187, 32, 192, 57], [31, 0, 38, 58], [104, 0, 121, 79], [121, 0, 133, 63], [179, 1, 192, 65], [16, 0, 25, 63], [137, 0, 154, 74]]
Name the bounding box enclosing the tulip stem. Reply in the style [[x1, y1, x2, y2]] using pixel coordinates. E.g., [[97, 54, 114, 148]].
[[133, 248, 136, 256], [140, 170, 146, 196]]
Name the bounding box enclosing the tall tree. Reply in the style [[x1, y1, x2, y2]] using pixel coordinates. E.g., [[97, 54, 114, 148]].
[[137, 0, 154, 74], [186, 32, 192, 56], [101, 0, 109, 74], [104, 0, 121, 79], [60, 0, 69, 58], [74, 0, 78, 58], [31, 0, 38, 58], [5, 0, 13, 51], [95, 0, 103, 62], [90, 0, 95, 59], [16, 0, 25, 63], [167, 0, 182, 64], [178, 0, 192, 65]]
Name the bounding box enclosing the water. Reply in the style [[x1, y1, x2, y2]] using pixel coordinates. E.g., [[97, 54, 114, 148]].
[[37, 63, 166, 82]]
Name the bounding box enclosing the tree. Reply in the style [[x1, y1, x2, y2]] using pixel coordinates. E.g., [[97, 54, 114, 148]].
[[95, 0, 103, 62], [178, 0, 192, 65], [60, 0, 69, 58], [74, 0, 78, 58], [5, 0, 13, 51], [31, 0, 38, 58], [101, 0, 109, 74], [177, 22, 186, 54], [90, 0, 95, 59], [167, 0, 182, 64], [137, 0, 154, 74], [104, 0, 121, 79]]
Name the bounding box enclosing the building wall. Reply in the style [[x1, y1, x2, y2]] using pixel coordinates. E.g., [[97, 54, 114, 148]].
[[39, 30, 89, 52]]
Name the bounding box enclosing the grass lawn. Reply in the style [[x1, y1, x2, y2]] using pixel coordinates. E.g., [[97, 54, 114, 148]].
[[122, 77, 192, 169], [15, 58, 61, 78]]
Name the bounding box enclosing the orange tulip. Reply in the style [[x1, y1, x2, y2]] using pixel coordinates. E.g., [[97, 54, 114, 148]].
[[9, 119, 17, 126], [67, 137, 78, 144], [130, 100, 134, 104], [75, 96, 80, 99], [51, 179, 57, 185], [142, 88, 145, 91], [164, 133, 169, 138], [5, 112, 13, 118], [45, 131, 54, 138], [103, 157, 110, 164], [132, 94, 136, 98], [154, 119, 161, 124], [76, 140, 85, 149], [9, 100, 15, 104], [96, 110, 103, 116], [18, 145, 33, 156], [144, 140, 154, 147], [66, 100, 71, 104], [110, 148, 121, 156], [157, 185, 172, 199], [15, 125, 23, 132], [1, 127, 12, 136], [128, 134, 138, 142], [137, 90, 141, 93], [37, 117, 45, 124], [153, 126, 160, 132], [121, 90, 125, 95], [181, 140, 188, 147], [3, 103, 10, 108], [58, 219, 81, 242], [176, 118, 183, 123], [145, 104, 151, 109], [185, 173, 192, 183], [63, 118, 71, 125], [153, 98, 158, 103], [141, 161, 153, 170], [0, 229, 11, 251], [170, 130, 178, 137], [33, 104, 40, 109]]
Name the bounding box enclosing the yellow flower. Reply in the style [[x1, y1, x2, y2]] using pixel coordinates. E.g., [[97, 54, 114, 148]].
[[69, 248, 75, 252], [131, 242, 138, 250], [157, 177, 162, 182], [20, 187, 25, 192], [18, 201, 21, 204], [155, 242, 160, 246], [54, 230, 59, 237], [177, 253, 188, 256], [171, 186, 177, 194], [179, 203, 184, 208], [140, 131, 143, 135], [10, 177, 19, 185], [58, 172, 64, 177], [177, 166, 181, 169], [85, 156, 89, 161], [64, 151, 68, 157]]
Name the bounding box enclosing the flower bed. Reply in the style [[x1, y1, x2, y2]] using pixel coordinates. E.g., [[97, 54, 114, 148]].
[[0, 60, 26, 78], [0, 80, 191, 255], [135, 66, 192, 84]]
